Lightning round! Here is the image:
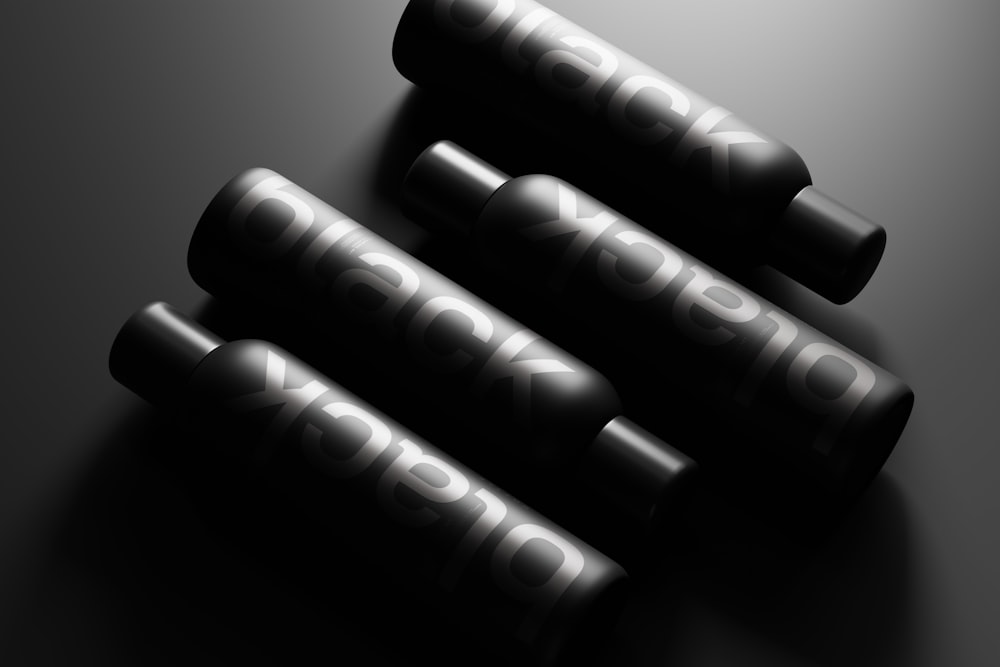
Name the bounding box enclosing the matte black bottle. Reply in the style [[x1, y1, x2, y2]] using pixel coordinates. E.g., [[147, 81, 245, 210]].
[[187, 168, 695, 549], [402, 141, 914, 504], [391, 0, 886, 304], [109, 301, 629, 667]]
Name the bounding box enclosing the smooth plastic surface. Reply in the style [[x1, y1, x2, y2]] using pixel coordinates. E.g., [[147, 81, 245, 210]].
[[3, 2, 997, 665], [391, 0, 887, 302], [402, 139, 510, 235], [109, 301, 630, 666], [402, 140, 913, 504], [771, 187, 887, 304], [187, 167, 697, 548], [109, 301, 222, 406], [581, 417, 697, 526]]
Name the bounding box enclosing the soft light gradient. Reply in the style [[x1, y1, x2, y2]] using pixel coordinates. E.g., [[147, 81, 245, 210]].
[[1, 1, 997, 665]]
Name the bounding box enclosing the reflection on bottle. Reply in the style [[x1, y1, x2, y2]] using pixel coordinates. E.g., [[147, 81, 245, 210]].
[[402, 140, 913, 505], [109, 301, 629, 667], [392, 0, 887, 303], [187, 168, 697, 554]]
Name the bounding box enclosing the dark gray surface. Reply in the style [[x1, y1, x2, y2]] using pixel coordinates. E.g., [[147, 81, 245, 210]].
[[2, 1, 998, 665]]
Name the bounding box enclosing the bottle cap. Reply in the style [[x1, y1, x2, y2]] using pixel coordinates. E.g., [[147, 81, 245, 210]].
[[401, 140, 508, 234], [109, 301, 222, 406], [767, 186, 886, 304], [578, 417, 697, 529]]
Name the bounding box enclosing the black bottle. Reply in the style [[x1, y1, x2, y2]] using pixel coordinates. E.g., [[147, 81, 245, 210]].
[[109, 301, 629, 666], [391, 0, 886, 304], [186, 168, 696, 553], [402, 141, 914, 506]]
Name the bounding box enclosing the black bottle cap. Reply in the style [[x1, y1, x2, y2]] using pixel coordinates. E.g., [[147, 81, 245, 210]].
[[578, 417, 698, 529], [767, 186, 887, 304], [109, 301, 223, 406], [401, 140, 508, 234]]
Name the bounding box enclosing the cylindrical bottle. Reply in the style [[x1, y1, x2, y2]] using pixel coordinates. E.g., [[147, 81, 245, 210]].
[[109, 301, 629, 666], [186, 168, 696, 548], [402, 140, 914, 504], [391, 0, 886, 304]]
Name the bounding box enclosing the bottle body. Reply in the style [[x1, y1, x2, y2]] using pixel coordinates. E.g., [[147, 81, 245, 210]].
[[392, 0, 886, 303], [109, 303, 629, 666], [460, 171, 913, 501], [187, 168, 695, 542], [188, 168, 620, 463]]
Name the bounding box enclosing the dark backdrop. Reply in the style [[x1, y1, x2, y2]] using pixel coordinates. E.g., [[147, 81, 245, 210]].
[[2, 2, 997, 665]]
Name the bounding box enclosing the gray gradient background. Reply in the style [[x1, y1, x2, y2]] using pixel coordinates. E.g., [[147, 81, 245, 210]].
[[2, 1, 998, 665]]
